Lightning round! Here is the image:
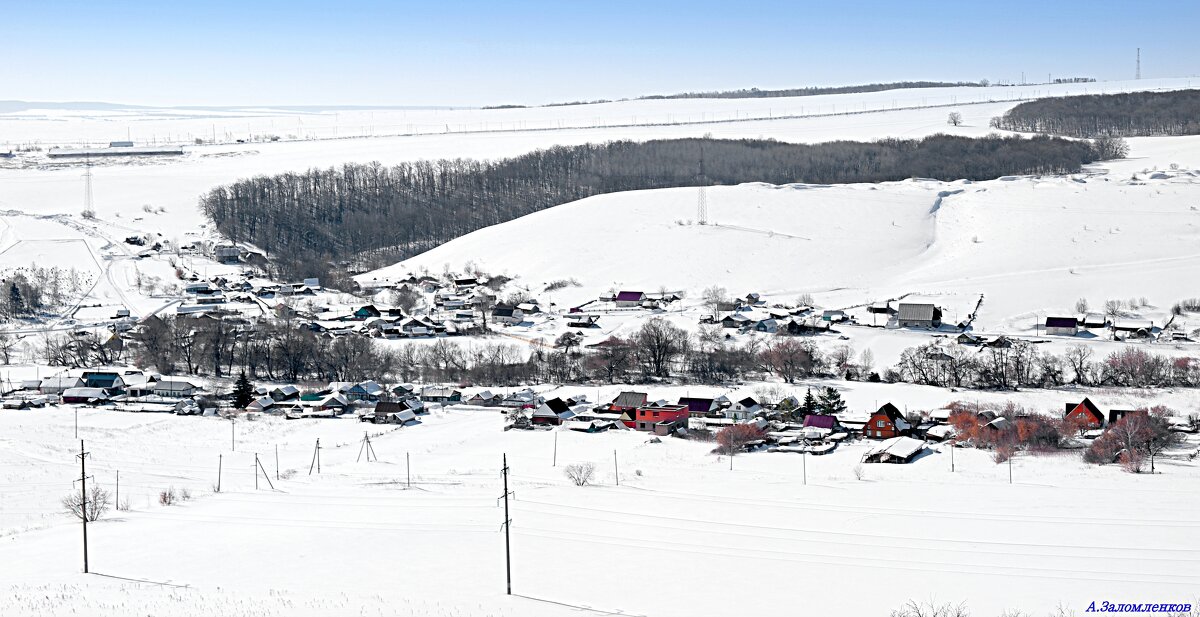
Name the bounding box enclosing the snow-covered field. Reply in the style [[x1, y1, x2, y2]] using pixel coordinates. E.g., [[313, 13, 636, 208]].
[[4, 81, 1200, 615], [2, 389, 1198, 617]]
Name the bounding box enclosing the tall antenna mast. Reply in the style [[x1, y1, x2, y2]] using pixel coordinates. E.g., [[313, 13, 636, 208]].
[[696, 143, 708, 225], [1136, 47, 1141, 80], [82, 155, 95, 217]]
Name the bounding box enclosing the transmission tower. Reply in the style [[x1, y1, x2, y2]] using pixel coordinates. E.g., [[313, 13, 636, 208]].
[[696, 145, 709, 225], [1136, 48, 1141, 80], [82, 155, 95, 216]]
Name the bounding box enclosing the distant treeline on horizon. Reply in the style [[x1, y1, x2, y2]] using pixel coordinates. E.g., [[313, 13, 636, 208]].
[[201, 134, 1104, 282]]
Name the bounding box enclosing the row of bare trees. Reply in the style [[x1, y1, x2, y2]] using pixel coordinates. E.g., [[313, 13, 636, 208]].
[[893, 341, 1200, 390]]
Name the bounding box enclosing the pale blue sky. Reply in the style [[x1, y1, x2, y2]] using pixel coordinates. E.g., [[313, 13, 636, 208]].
[[4, 0, 1197, 106]]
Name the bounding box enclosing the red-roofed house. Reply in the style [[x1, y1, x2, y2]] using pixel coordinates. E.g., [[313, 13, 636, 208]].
[[863, 403, 911, 439], [1064, 398, 1105, 429]]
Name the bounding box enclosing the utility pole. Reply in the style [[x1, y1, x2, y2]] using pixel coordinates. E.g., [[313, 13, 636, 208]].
[[500, 454, 513, 596], [613, 450, 619, 486], [75, 440, 90, 573], [552, 432, 557, 467], [406, 452, 411, 488], [230, 417, 236, 451], [802, 451, 807, 485], [357, 432, 377, 463], [1136, 47, 1141, 80], [115, 470, 119, 510], [275, 445, 279, 481], [255, 453, 259, 490], [217, 454, 222, 492], [75, 408, 79, 438], [1008, 453, 1013, 484], [950, 441, 955, 473], [309, 438, 321, 475]]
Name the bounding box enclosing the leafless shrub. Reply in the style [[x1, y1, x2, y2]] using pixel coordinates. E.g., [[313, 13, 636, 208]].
[[179, 487, 192, 501], [159, 486, 178, 506], [62, 486, 111, 522], [853, 464, 866, 481], [889, 599, 969, 617], [563, 463, 596, 487]]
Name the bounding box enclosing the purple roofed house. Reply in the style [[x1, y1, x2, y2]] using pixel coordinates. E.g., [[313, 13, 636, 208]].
[[614, 291, 646, 308], [678, 397, 717, 417], [802, 415, 838, 430]]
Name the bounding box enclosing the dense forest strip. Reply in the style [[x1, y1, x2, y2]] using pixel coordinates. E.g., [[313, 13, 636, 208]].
[[200, 135, 1102, 282], [990, 89, 1200, 137]]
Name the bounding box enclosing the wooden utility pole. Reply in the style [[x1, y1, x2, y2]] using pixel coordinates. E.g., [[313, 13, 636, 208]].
[[217, 454, 223, 492], [255, 454, 275, 490], [275, 445, 279, 481], [357, 432, 377, 463], [309, 438, 321, 475], [500, 454, 513, 595], [75, 440, 90, 573], [552, 432, 557, 467]]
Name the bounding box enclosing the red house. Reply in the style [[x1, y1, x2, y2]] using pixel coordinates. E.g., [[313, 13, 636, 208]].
[[863, 403, 911, 439], [1064, 398, 1105, 429], [610, 391, 647, 428], [635, 403, 689, 432]]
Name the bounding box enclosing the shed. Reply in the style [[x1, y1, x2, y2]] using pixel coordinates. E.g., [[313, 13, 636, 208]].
[[896, 303, 941, 328], [863, 436, 928, 463], [1044, 316, 1078, 336]]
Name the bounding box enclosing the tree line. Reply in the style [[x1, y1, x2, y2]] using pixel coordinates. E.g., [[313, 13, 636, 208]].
[[991, 89, 1200, 137], [638, 81, 985, 100], [201, 135, 1102, 280]]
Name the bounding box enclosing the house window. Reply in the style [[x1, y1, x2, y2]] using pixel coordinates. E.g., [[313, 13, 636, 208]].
[[876, 420, 886, 428], [653, 411, 659, 417]]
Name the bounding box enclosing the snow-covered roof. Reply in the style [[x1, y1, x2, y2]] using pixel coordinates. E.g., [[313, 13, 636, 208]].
[[866, 436, 927, 459]]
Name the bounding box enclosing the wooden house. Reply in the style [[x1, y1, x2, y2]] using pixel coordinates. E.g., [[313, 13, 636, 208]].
[[1064, 398, 1105, 429], [896, 303, 941, 328], [863, 403, 911, 439]]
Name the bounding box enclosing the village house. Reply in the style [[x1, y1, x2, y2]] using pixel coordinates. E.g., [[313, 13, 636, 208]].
[[1044, 316, 1078, 336], [863, 403, 912, 439], [466, 390, 502, 406], [635, 403, 690, 433], [39, 375, 84, 396], [531, 397, 573, 426], [896, 303, 941, 329], [1112, 318, 1154, 338], [61, 387, 111, 405], [726, 397, 763, 421], [420, 386, 462, 404], [1064, 398, 1105, 429], [678, 397, 718, 417], [1080, 313, 1108, 329], [608, 391, 648, 428], [152, 380, 200, 398], [81, 370, 125, 391], [863, 436, 928, 464], [613, 291, 646, 308], [491, 305, 524, 326]]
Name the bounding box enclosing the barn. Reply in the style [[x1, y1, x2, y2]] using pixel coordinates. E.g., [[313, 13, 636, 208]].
[[896, 303, 941, 328], [1064, 398, 1105, 429], [863, 436, 928, 464], [1044, 316, 1078, 336]]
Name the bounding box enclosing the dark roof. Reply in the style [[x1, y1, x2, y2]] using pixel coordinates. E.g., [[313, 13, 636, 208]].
[[677, 397, 715, 413], [737, 397, 759, 408], [874, 403, 904, 421], [1045, 316, 1077, 328], [375, 402, 406, 415], [543, 397, 570, 413], [612, 391, 648, 408], [1065, 398, 1104, 423], [615, 291, 645, 302], [802, 415, 837, 429], [492, 306, 516, 317]]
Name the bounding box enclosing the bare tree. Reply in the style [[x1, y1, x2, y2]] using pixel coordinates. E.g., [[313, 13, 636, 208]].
[[947, 111, 963, 126], [62, 485, 111, 522], [633, 317, 689, 377], [563, 463, 595, 486], [701, 285, 729, 318]]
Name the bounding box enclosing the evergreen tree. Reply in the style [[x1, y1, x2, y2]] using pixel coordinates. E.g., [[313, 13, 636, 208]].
[[800, 388, 818, 416], [232, 371, 254, 409], [817, 387, 847, 415], [8, 282, 24, 316]]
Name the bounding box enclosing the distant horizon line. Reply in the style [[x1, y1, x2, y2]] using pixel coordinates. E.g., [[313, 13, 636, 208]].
[[2, 75, 1195, 113]]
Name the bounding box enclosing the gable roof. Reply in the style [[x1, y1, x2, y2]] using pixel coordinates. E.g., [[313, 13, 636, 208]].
[[873, 403, 905, 421], [802, 415, 836, 429], [897, 303, 936, 321], [542, 397, 571, 414], [677, 397, 716, 413], [614, 291, 645, 302], [1045, 316, 1077, 328], [1065, 398, 1104, 423], [612, 391, 648, 408]]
